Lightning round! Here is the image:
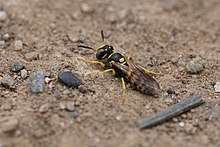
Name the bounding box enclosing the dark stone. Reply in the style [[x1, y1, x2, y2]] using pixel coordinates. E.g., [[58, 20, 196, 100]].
[[58, 71, 82, 88], [29, 70, 45, 93], [11, 61, 25, 72]]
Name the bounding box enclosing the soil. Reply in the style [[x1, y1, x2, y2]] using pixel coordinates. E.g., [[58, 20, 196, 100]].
[[0, 0, 220, 147]]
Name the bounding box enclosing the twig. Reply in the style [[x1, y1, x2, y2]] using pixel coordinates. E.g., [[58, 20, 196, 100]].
[[139, 94, 204, 130]]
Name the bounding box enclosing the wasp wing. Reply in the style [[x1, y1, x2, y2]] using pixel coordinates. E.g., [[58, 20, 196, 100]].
[[111, 58, 161, 96]]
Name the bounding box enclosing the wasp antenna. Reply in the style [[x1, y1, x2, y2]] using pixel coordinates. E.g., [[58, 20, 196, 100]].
[[101, 30, 105, 42], [78, 45, 97, 51]]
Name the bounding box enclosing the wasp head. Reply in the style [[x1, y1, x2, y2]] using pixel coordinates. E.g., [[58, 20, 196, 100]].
[[96, 45, 114, 60]]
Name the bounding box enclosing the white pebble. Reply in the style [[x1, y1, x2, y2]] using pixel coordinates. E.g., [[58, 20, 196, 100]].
[[179, 121, 185, 127], [214, 82, 220, 93], [0, 11, 7, 21], [21, 69, 28, 79]]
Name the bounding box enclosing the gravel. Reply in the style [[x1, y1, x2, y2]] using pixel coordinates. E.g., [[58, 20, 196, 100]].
[[186, 57, 205, 74], [11, 60, 25, 72], [58, 71, 82, 88], [29, 70, 45, 93]]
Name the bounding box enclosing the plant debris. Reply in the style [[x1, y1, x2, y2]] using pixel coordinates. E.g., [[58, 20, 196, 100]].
[[139, 94, 204, 130]]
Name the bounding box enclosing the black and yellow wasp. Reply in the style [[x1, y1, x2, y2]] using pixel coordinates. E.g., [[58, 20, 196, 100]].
[[78, 31, 161, 100]]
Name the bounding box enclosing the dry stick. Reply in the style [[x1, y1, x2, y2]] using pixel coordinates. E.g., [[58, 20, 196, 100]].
[[139, 94, 204, 130]]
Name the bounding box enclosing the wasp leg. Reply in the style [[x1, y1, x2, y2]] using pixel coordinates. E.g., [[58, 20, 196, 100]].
[[128, 48, 135, 60], [121, 78, 126, 104], [138, 65, 161, 75], [77, 57, 106, 67], [102, 69, 116, 76]]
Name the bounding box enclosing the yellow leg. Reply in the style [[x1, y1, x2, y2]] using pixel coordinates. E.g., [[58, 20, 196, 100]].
[[121, 78, 126, 104], [103, 69, 116, 76], [77, 57, 105, 67], [138, 65, 161, 75]]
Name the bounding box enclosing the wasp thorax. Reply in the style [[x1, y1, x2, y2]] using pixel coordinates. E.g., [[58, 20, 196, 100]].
[[96, 45, 114, 60]]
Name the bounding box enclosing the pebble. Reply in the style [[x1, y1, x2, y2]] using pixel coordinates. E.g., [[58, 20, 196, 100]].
[[58, 71, 82, 88], [3, 33, 10, 41], [186, 57, 205, 74], [107, 14, 117, 23], [214, 82, 220, 93], [11, 60, 25, 72], [67, 32, 80, 42], [0, 11, 7, 21], [14, 40, 23, 51], [179, 121, 185, 127], [24, 52, 39, 61], [80, 3, 93, 13], [65, 101, 75, 111], [20, 69, 28, 79], [45, 77, 52, 84], [38, 103, 50, 113], [29, 70, 45, 93], [211, 105, 220, 119], [1, 75, 14, 88], [1, 118, 18, 133], [60, 101, 75, 112]]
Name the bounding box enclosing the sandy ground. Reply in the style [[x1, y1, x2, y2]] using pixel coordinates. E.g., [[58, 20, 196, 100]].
[[0, 0, 220, 147]]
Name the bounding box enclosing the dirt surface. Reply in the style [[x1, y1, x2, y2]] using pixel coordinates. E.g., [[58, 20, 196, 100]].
[[0, 0, 220, 147]]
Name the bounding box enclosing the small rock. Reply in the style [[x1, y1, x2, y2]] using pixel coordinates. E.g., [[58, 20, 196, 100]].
[[0, 11, 7, 21], [65, 101, 75, 111], [211, 105, 220, 119], [58, 71, 82, 88], [59, 102, 66, 110], [29, 70, 45, 93], [11, 60, 25, 72], [0, 40, 5, 46], [166, 87, 175, 94], [3, 33, 10, 41], [179, 121, 185, 127], [67, 32, 79, 42], [116, 115, 122, 121], [14, 40, 23, 51], [186, 57, 205, 74], [214, 82, 220, 93], [45, 77, 52, 84], [80, 3, 93, 13], [107, 14, 118, 23], [24, 52, 39, 61], [1, 75, 14, 88], [1, 118, 18, 133], [38, 103, 50, 113], [20, 69, 28, 79], [171, 28, 178, 38]]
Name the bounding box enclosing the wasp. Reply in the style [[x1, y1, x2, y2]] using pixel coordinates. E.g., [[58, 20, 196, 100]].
[[78, 31, 161, 101]]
